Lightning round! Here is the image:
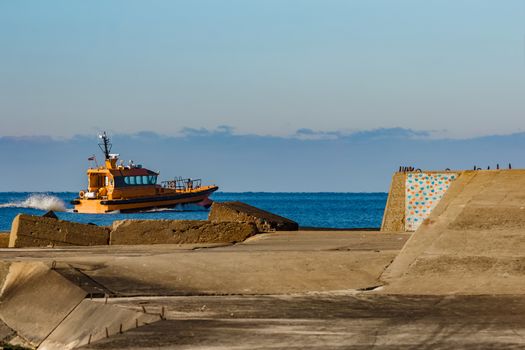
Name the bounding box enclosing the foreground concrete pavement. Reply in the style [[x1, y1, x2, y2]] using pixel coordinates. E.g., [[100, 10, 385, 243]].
[[0, 231, 408, 296], [0, 230, 412, 348], [83, 294, 525, 349], [3, 228, 525, 348]]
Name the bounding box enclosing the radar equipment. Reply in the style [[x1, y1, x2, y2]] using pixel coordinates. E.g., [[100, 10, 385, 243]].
[[98, 132, 112, 160]]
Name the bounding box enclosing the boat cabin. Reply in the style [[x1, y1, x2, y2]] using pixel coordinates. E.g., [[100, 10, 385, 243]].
[[83, 160, 160, 201]]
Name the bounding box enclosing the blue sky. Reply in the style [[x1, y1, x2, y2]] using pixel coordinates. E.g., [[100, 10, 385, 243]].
[[1, 0, 524, 138], [1, 1, 524, 191]]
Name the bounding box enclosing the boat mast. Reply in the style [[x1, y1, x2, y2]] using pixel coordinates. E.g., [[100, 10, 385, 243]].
[[98, 132, 112, 160]]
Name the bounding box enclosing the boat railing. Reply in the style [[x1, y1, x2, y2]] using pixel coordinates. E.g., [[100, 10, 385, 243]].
[[161, 177, 202, 191]]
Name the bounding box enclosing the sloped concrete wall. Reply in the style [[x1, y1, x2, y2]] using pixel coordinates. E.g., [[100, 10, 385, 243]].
[[0, 262, 87, 347], [0, 261, 162, 349]]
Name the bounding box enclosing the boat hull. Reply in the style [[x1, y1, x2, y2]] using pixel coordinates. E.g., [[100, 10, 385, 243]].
[[72, 186, 218, 213]]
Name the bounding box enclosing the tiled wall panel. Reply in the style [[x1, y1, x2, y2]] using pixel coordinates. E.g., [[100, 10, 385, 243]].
[[405, 173, 457, 231]]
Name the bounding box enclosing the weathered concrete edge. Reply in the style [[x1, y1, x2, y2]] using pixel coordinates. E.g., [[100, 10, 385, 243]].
[[380, 172, 405, 232]]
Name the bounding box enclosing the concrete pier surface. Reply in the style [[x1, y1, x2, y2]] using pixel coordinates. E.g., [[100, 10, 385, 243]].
[[4, 169, 525, 348], [0, 230, 413, 349], [1, 229, 525, 349], [0, 231, 408, 296]]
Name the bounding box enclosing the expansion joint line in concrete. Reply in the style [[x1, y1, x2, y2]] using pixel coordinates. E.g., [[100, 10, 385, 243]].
[[38, 296, 85, 348]]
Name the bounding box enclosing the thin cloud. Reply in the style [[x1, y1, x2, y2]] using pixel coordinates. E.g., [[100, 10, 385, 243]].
[[1, 128, 524, 192]]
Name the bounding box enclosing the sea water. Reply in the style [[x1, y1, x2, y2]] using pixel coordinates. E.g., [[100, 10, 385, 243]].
[[0, 192, 387, 232]]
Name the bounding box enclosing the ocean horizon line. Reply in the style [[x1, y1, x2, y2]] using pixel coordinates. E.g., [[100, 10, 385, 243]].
[[0, 190, 389, 195]]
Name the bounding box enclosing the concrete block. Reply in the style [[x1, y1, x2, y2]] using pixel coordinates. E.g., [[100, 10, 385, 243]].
[[0, 233, 9, 248], [9, 214, 110, 248], [208, 201, 298, 232], [110, 220, 258, 245]]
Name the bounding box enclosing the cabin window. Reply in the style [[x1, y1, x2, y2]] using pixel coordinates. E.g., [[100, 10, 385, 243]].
[[105, 176, 109, 187], [121, 175, 157, 186], [89, 175, 104, 188]]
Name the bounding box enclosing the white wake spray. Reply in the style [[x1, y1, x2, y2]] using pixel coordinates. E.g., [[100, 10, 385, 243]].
[[0, 194, 67, 212]]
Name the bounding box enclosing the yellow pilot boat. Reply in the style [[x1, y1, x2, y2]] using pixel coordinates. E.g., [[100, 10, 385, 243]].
[[72, 132, 218, 213]]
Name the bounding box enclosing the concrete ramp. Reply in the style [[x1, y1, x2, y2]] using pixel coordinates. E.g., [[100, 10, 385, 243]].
[[381, 170, 525, 294], [0, 261, 87, 346]]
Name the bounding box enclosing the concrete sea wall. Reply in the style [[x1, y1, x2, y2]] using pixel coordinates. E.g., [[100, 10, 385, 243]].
[[381, 170, 525, 294]]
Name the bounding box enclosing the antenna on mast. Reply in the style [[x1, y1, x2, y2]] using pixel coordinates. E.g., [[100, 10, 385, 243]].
[[98, 132, 112, 160]]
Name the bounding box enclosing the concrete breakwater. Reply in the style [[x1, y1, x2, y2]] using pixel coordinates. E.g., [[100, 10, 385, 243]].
[[6, 201, 299, 248]]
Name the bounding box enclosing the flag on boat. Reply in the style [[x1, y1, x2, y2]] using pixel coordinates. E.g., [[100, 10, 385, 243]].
[[88, 155, 96, 161]]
